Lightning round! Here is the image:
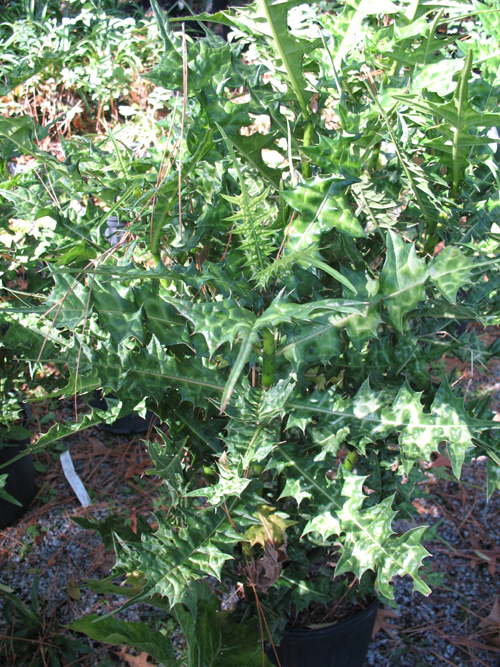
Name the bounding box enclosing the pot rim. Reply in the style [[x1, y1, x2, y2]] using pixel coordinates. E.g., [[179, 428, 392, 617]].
[[280, 598, 380, 638]]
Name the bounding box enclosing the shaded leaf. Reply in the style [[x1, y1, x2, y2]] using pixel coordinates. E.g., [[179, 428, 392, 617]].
[[70, 615, 178, 665]]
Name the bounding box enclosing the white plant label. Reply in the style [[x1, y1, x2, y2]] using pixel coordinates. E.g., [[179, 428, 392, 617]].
[[60, 450, 91, 507]]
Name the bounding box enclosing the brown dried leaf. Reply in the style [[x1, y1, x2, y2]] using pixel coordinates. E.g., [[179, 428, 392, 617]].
[[67, 582, 81, 601], [412, 499, 429, 517], [123, 651, 153, 667], [129, 507, 137, 535], [247, 543, 288, 592], [480, 597, 500, 627], [99, 551, 116, 577], [72, 114, 83, 132], [468, 537, 500, 576], [429, 453, 452, 469], [372, 607, 401, 642], [479, 597, 500, 648], [84, 434, 110, 455]]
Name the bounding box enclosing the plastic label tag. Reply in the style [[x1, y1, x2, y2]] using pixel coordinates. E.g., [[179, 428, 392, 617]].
[[60, 450, 91, 507]]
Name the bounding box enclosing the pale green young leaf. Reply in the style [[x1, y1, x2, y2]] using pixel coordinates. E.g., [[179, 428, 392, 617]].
[[429, 246, 473, 303], [218, 124, 277, 272], [222, 185, 278, 273]]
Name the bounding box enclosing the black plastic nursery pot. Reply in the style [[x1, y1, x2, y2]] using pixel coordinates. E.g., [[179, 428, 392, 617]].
[[0, 403, 36, 530], [267, 599, 379, 667], [89, 390, 159, 435]]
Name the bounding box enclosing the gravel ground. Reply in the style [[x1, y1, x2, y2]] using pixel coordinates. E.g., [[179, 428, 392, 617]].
[[1, 343, 500, 667], [367, 458, 500, 667], [0, 414, 174, 666]]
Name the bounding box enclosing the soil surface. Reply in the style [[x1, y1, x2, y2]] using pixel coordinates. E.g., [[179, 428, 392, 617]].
[[288, 596, 373, 629]]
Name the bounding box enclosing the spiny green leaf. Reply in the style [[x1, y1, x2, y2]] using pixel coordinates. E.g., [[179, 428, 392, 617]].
[[394, 50, 500, 197], [143, 285, 192, 349], [287, 379, 490, 477], [189, 465, 252, 506], [341, 267, 381, 351], [166, 296, 256, 357], [279, 451, 431, 599], [0, 413, 103, 472], [229, 132, 281, 188], [380, 231, 428, 331], [0, 116, 81, 181], [42, 272, 90, 330], [281, 176, 365, 243], [230, 0, 318, 116], [114, 505, 240, 610], [487, 460, 500, 501], [79, 337, 225, 408], [429, 246, 473, 303], [47, 368, 99, 400], [92, 279, 144, 344]]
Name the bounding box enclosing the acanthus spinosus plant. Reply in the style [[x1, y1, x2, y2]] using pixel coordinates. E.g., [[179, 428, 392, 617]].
[[2, 0, 500, 662]]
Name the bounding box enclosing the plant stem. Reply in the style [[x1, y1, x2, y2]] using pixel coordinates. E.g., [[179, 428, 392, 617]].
[[389, 60, 399, 77], [344, 449, 359, 471], [451, 49, 473, 200], [368, 141, 381, 172], [261, 328, 275, 390], [302, 121, 314, 179]]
